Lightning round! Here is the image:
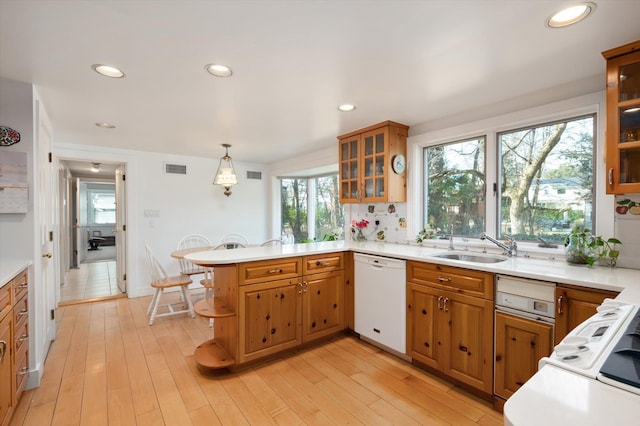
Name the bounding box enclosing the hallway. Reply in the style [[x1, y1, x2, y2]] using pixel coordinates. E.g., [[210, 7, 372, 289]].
[[60, 260, 121, 304]]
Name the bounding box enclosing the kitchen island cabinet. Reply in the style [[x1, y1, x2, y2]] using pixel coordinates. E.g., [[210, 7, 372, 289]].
[[192, 252, 345, 369], [406, 261, 494, 394]]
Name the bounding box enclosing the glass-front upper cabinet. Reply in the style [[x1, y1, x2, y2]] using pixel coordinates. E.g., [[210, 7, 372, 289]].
[[603, 41, 640, 194], [338, 121, 409, 204]]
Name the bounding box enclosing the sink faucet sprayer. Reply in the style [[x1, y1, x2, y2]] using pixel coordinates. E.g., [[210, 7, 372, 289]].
[[479, 232, 517, 257]]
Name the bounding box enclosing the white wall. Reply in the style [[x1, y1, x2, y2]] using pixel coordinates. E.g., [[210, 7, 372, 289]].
[[0, 79, 35, 260], [55, 143, 270, 298]]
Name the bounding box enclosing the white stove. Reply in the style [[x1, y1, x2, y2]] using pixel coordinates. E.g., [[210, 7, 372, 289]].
[[539, 299, 640, 395]]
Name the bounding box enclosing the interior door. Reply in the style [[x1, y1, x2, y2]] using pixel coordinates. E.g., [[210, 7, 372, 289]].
[[115, 165, 127, 293], [72, 177, 80, 268], [38, 113, 56, 343]]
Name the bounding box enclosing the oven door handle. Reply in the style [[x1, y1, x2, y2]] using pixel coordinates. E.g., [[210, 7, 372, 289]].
[[495, 305, 555, 325]]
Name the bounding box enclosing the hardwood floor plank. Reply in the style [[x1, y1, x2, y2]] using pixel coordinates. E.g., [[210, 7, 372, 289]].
[[80, 370, 108, 426], [188, 404, 222, 426], [135, 408, 166, 426], [21, 400, 55, 426], [237, 368, 290, 418], [219, 373, 277, 425], [367, 398, 423, 426], [50, 374, 83, 426], [150, 368, 194, 426], [193, 374, 247, 425], [107, 386, 136, 426], [314, 377, 391, 426]]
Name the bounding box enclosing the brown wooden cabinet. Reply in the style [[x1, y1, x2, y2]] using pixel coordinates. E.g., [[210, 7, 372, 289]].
[[338, 121, 409, 203], [406, 261, 494, 394], [194, 253, 346, 369], [239, 277, 302, 364], [494, 311, 553, 400], [602, 40, 640, 194], [555, 284, 619, 344], [0, 267, 29, 426]]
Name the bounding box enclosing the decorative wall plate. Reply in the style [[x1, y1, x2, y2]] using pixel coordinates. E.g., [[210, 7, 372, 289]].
[[0, 126, 21, 146]]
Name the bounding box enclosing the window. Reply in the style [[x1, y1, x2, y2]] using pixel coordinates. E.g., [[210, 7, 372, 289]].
[[89, 191, 115, 224], [281, 175, 344, 242], [423, 137, 486, 237], [498, 115, 595, 242]]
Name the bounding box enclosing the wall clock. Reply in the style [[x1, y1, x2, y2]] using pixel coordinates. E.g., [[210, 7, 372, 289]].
[[392, 154, 406, 174]]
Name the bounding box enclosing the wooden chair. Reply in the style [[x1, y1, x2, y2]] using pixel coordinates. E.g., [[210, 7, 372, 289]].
[[176, 234, 211, 277], [219, 233, 248, 248], [145, 244, 195, 325], [260, 238, 283, 246]]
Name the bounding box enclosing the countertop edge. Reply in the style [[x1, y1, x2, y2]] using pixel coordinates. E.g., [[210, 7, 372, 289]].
[[1, 259, 32, 288]]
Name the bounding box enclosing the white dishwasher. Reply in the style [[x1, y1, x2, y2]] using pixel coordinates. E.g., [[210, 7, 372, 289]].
[[354, 253, 407, 355]]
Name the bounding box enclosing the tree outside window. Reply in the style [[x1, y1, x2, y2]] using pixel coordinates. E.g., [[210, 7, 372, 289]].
[[499, 115, 595, 242], [423, 137, 486, 237], [281, 175, 344, 243]]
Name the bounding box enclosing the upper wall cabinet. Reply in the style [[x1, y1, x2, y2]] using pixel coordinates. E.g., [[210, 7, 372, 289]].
[[338, 121, 409, 204], [603, 40, 640, 194]]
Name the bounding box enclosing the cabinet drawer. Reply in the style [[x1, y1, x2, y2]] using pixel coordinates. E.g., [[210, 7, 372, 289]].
[[13, 294, 28, 326], [14, 314, 28, 355], [12, 270, 28, 304], [0, 284, 9, 322], [303, 253, 344, 274], [407, 261, 494, 300], [238, 258, 302, 285], [14, 343, 28, 396]]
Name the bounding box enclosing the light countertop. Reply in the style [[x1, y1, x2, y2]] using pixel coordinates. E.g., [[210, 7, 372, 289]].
[[1, 259, 32, 288], [185, 240, 640, 303]]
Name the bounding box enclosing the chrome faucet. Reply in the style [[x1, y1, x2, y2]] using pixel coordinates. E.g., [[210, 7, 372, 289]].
[[479, 232, 517, 257], [448, 224, 455, 251]]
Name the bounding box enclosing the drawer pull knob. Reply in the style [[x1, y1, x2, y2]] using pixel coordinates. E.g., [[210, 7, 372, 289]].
[[18, 283, 28, 289], [437, 276, 451, 283], [316, 261, 331, 266], [19, 334, 29, 342], [18, 309, 29, 316], [268, 269, 283, 274], [19, 366, 29, 375]]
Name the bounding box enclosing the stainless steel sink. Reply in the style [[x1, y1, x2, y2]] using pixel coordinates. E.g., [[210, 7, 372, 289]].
[[431, 251, 508, 263]]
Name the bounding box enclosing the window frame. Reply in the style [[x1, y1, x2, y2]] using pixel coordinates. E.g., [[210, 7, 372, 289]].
[[408, 95, 607, 253]]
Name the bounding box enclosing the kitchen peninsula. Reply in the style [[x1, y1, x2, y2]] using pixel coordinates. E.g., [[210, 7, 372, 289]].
[[185, 240, 640, 418]]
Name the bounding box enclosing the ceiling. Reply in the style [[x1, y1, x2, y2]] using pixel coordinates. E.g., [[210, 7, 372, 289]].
[[1, 1, 639, 165]]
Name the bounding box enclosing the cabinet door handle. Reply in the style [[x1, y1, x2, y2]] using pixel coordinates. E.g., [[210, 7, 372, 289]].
[[437, 296, 443, 310], [437, 276, 451, 283], [443, 297, 449, 312], [557, 295, 564, 315], [608, 168, 614, 186], [18, 283, 28, 289], [0, 340, 6, 359], [302, 281, 308, 293], [298, 282, 303, 294], [19, 334, 29, 342], [18, 309, 29, 316]]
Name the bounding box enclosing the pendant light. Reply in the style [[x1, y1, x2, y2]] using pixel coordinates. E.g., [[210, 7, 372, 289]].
[[213, 144, 238, 196]]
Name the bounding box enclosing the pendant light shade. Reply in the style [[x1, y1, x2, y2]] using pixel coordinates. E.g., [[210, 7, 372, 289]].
[[213, 144, 238, 196]]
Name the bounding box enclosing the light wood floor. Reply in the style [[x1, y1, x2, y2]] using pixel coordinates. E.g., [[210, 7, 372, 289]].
[[11, 293, 503, 425]]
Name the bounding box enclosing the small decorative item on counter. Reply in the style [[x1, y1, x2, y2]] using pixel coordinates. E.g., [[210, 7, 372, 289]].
[[351, 218, 370, 241], [564, 225, 622, 267], [415, 225, 437, 245]]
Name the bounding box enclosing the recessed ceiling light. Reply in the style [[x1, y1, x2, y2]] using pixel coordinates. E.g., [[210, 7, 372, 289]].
[[205, 64, 233, 77], [546, 3, 595, 28], [91, 64, 125, 78], [338, 104, 356, 112], [95, 122, 116, 129]]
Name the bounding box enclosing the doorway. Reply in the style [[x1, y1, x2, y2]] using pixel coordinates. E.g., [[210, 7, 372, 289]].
[[58, 160, 127, 304]]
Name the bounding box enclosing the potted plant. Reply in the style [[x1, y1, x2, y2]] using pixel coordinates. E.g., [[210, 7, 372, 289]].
[[565, 225, 622, 267]]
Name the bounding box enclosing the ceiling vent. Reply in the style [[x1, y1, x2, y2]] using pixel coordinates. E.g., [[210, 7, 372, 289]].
[[164, 163, 187, 175], [247, 171, 262, 180]]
